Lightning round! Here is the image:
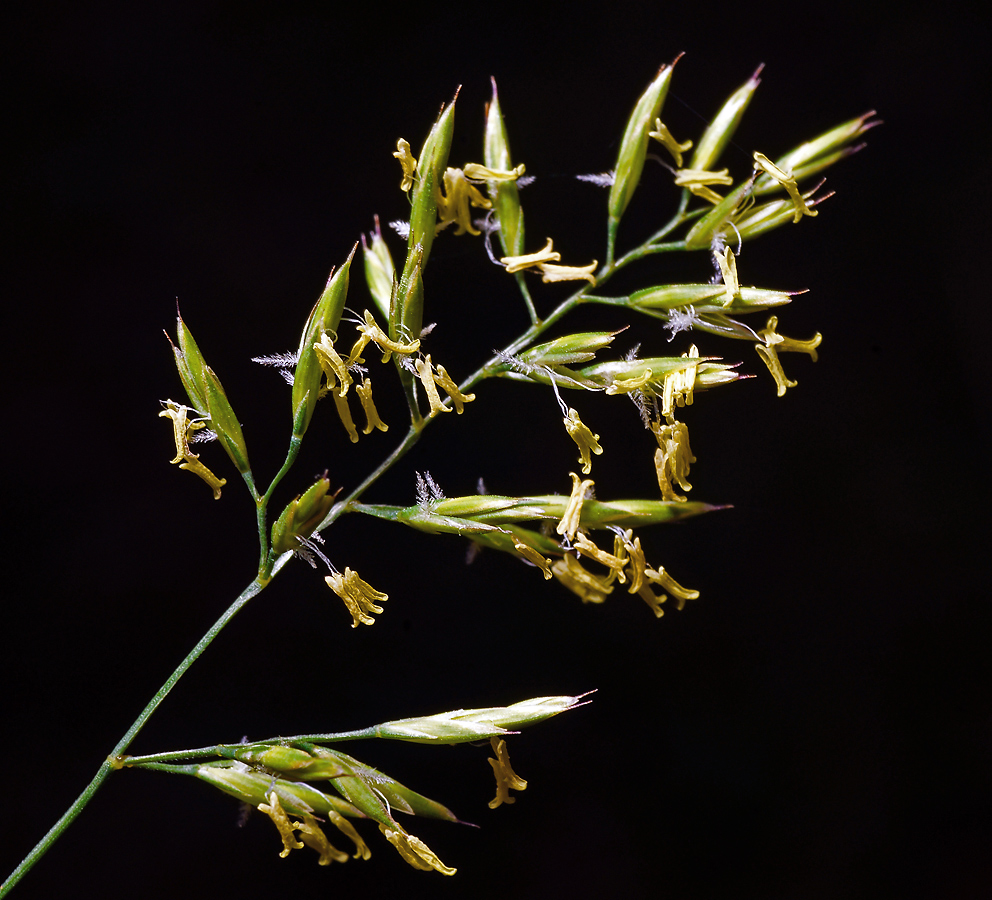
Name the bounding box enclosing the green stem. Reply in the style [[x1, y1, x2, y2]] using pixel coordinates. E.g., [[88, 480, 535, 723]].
[[318, 424, 423, 532], [515, 272, 540, 326], [256, 436, 303, 575], [0, 577, 265, 897], [4, 189, 716, 897], [605, 216, 619, 269], [124, 727, 383, 768], [132, 762, 200, 775], [612, 239, 687, 273]]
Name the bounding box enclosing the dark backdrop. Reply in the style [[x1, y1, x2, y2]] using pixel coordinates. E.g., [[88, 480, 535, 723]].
[[4, 3, 989, 898]]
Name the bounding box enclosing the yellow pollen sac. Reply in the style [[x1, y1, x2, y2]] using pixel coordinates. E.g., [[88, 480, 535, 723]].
[[755, 315, 822, 396], [314, 333, 353, 397], [648, 118, 693, 168], [610, 531, 630, 585], [345, 332, 369, 368], [675, 167, 734, 188], [325, 567, 388, 627], [716, 246, 741, 306], [159, 401, 227, 499], [605, 368, 654, 395], [661, 347, 699, 416], [681, 345, 699, 405], [356, 377, 388, 434], [675, 167, 734, 202], [512, 539, 554, 579], [415, 355, 450, 417], [437, 167, 492, 236], [755, 344, 796, 396], [488, 737, 528, 809], [556, 472, 594, 540], [617, 530, 647, 594], [463, 162, 526, 182], [357, 310, 420, 363], [379, 825, 457, 876], [636, 581, 667, 617], [257, 792, 304, 858], [298, 815, 349, 865], [563, 408, 603, 474], [645, 565, 699, 611], [327, 809, 371, 860], [332, 390, 359, 443], [690, 184, 725, 204], [574, 533, 626, 584], [501, 237, 561, 273], [178, 456, 228, 500], [652, 418, 695, 502], [538, 261, 598, 284], [393, 138, 417, 192], [160, 401, 198, 463], [760, 315, 822, 361], [551, 554, 615, 604], [432, 364, 476, 414], [753, 152, 817, 223]]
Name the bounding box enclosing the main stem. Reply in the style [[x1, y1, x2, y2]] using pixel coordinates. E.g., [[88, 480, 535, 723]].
[[0, 578, 265, 897], [5, 210, 702, 895]]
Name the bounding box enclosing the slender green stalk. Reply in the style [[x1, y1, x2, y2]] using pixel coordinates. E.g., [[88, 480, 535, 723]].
[[613, 239, 687, 272], [123, 727, 382, 768], [3, 207, 708, 898], [256, 436, 303, 577], [319, 424, 422, 531], [0, 578, 265, 897], [515, 271, 540, 326]]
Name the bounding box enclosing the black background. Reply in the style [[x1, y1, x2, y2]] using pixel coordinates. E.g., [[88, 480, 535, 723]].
[[4, 2, 989, 898]]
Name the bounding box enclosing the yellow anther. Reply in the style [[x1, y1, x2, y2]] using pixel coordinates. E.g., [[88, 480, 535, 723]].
[[616, 530, 648, 594], [326, 809, 371, 860], [159, 401, 226, 499], [538, 261, 598, 284], [159, 401, 198, 463], [501, 237, 561, 273], [675, 168, 734, 188], [436, 167, 492, 236], [488, 737, 528, 809], [379, 825, 457, 875], [393, 138, 417, 192], [637, 583, 666, 617], [644, 565, 700, 611], [556, 472, 594, 540], [325, 567, 387, 627], [563, 407, 603, 474], [512, 539, 553, 579], [257, 792, 303, 858], [432, 364, 476, 414], [652, 418, 695, 502], [716, 246, 741, 306], [415, 354, 450, 417], [178, 456, 228, 500], [551, 553, 615, 604], [605, 368, 654, 395], [356, 309, 420, 363], [574, 533, 626, 584], [463, 162, 526, 182], [753, 151, 818, 223], [648, 118, 693, 168], [313, 333, 352, 397], [297, 815, 349, 865], [755, 315, 822, 396], [356, 377, 388, 434], [332, 390, 359, 443], [660, 346, 699, 417]]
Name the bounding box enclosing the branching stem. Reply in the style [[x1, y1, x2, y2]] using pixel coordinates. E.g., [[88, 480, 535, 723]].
[[0, 578, 265, 897]]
